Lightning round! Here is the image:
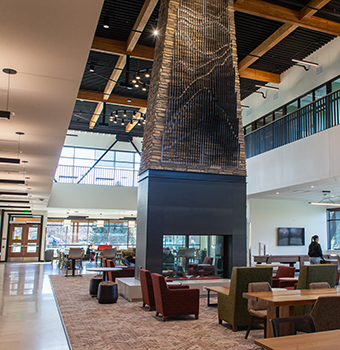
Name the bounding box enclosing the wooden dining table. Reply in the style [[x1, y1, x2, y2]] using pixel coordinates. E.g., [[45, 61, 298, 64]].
[[243, 287, 340, 338], [254, 329, 340, 350]]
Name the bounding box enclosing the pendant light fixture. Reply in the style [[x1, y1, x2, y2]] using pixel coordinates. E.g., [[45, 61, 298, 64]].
[[1, 68, 17, 120]]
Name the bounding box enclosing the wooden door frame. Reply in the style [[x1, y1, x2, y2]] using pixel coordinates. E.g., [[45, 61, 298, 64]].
[[5, 214, 43, 262]]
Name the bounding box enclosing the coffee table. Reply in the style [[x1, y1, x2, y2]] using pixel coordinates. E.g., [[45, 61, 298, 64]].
[[87, 267, 122, 281], [204, 286, 230, 306]]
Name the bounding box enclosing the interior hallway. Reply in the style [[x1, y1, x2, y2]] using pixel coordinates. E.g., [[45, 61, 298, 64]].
[[0, 262, 69, 350]]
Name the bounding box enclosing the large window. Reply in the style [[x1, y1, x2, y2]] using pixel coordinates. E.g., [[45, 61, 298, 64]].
[[55, 146, 141, 187], [327, 210, 340, 249], [162, 235, 224, 278], [45, 219, 136, 250]]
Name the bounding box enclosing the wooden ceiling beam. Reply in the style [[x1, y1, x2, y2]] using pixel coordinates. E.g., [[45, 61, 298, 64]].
[[78, 90, 148, 109], [91, 37, 154, 61], [237, 0, 332, 72], [234, 0, 340, 36], [126, 0, 158, 53], [239, 68, 280, 84], [299, 0, 332, 20], [89, 0, 158, 129], [238, 23, 297, 72]]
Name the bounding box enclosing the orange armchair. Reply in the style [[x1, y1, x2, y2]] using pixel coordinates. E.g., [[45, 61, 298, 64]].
[[151, 273, 199, 321], [139, 269, 189, 311], [272, 266, 295, 288]]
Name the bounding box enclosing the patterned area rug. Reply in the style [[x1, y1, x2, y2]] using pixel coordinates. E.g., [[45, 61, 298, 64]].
[[50, 274, 262, 350]]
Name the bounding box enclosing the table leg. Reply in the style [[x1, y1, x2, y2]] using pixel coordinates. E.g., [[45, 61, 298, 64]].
[[102, 271, 106, 281], [266, 304, 279, 338]]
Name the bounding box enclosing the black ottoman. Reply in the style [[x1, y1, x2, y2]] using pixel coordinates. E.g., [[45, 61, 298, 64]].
[[97, 281, 118, 304], [89, 275, 103, 296]]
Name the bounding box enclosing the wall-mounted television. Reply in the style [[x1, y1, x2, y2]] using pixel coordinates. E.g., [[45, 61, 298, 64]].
[[277, 227, 305, 246]]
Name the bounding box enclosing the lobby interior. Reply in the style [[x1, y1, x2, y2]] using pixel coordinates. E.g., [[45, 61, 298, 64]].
[[2, 0, 340, 349]]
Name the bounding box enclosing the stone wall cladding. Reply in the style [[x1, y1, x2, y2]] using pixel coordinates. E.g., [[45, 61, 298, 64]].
[[140, 0, 246, 176]]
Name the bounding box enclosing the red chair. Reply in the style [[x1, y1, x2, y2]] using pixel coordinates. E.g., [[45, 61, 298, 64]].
[[272, 266, 295, 288], [151, 273, 199, 321], [139, 269, 189, 311], [187, 257, 215, 276]]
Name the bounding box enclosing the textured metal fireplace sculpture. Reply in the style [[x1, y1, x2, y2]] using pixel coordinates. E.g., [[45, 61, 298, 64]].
[[161, 0, 239, 168]]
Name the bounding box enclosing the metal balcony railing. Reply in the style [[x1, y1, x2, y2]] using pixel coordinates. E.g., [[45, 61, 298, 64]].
[[55, 165, 139, 187], [245, 89, 340, 158]]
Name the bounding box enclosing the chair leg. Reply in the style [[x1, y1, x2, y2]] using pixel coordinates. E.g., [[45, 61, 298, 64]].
[[219, 319, 222, 324], [264, 318, 267, 338], [156, 312, 159, 317], [149, 306, 153, 311], [142, 303, 145, 307], [195, 314, 198, 319], [245, 316, 255, 339], [163, 316, 167, 322], [233, 326, 237, 332]]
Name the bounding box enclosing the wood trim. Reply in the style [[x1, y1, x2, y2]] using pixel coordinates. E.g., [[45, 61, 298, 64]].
[[238, 23, 297, 72], [103, 56, 126, 100], [126, 0, 159, 53], [125, 107, 147, 132], [239, 68, 280, 84], [89, 103, 103, 129], [78, 90, 147, 109], [234, 0, 340, 36], [299, 0, 331, 20], [91, 37, 154, 61]]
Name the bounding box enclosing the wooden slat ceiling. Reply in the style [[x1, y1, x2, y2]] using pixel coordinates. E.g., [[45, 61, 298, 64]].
[[69, 0, 340, 135]]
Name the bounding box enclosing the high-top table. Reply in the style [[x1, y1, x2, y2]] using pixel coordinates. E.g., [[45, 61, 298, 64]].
[[243, 287, 340, 338], [87, 267, 122, 281], [255, 329, 340, 350]]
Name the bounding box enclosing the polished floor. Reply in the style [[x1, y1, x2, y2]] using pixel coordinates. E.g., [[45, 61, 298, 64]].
[[0, 262, 70, 350]]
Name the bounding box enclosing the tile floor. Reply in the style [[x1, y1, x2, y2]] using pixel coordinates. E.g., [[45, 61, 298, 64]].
[[0, 262, 71, 350]]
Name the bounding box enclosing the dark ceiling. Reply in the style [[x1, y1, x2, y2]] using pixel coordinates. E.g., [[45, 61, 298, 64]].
[[69, 0, 339, 136]]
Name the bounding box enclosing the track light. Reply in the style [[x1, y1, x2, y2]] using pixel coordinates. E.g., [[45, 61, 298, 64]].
[[142, 83, 147, 91], [130, 120, 133, 125], [114, 117, 117, 124], [123, 110, 127, 117], [115, 111, 118, 117], [0, 157, 20, 164], [145, 69, 150, 78], [133, 111, 137, 118], [292, 59, 318, 67], [103, 16, 110, 29], [134, 82, 139, 88], [132, 76, 137, 84], [136, 71, 141, 80], [121, 119, 125, 125], [138, 119, 142, 126], [255, 85, 279, 91]]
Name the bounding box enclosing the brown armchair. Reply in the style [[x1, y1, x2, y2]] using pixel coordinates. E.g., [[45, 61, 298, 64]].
[[272, 266, 295, 288], [151, 273, 199, 321], [187, 257, 215, 276], [139, 269, 189, 311]]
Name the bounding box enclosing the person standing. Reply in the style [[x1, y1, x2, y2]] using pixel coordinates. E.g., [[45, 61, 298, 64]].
[[308, 235, 325, 264]]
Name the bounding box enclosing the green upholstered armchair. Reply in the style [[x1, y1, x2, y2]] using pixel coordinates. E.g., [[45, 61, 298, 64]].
[[295, 264, 337, 315], [217, 266, 273, 331]]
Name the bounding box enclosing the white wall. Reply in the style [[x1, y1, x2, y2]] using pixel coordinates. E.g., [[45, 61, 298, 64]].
[[248, 198, 327, 262], [48, 183, 138, 211], [242, 36, 340, 125], [247, 124, 340, 195]]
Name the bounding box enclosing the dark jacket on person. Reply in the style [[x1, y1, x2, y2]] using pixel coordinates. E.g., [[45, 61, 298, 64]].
[[308, 241, 323, 259]]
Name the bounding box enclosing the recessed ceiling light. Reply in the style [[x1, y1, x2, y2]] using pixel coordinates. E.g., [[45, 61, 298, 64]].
[[127, 99, 132, 103], [311, 185, 314, 188], [154, 29, 158, 36], [276, 192, 279, 195]]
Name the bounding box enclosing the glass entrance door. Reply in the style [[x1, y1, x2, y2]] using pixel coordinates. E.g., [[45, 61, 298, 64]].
[[7, 224, 41, 261]]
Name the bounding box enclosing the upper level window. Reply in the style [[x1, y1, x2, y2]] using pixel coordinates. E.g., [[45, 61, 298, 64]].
[[274, 108, 284, 120], [315, 84, 327, 99], [300, 93, 313, 107], [264, 113, 273, 124], [331, 77, 340, 92], [286, 100, 299, 114], [327, 209, 340, 249]]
